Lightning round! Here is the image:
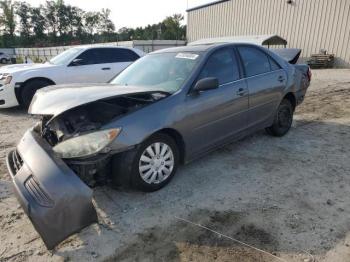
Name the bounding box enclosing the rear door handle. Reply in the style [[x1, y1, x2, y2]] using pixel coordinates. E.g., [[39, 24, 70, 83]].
[[278, 75, 285, 82], [102, 67, 111, 70], [236, 88, 246, 96]]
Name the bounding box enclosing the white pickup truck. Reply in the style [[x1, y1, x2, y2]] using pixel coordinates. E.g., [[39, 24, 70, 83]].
[[0, 46, 145, 108]]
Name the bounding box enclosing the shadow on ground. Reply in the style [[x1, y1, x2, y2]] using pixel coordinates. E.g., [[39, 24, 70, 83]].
[[46, 119, 350, 261]]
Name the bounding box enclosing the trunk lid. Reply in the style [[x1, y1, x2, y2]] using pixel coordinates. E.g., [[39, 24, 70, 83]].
[[271, 48, 302, 64]]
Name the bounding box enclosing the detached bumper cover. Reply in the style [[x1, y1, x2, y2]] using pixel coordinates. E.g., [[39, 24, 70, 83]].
[[6, 130, 97, 249]]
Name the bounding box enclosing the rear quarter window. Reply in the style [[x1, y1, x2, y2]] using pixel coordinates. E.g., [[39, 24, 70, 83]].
[[269, 57, 281, 71]]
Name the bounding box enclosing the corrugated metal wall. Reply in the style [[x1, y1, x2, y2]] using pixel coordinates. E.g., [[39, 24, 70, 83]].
[[187, 0, 350, 67]]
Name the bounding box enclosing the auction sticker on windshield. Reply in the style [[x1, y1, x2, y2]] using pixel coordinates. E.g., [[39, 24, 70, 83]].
[[175, 53, 199, 60]]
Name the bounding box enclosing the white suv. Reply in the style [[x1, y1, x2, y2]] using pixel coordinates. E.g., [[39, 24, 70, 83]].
[[0, 46, 145, 108]]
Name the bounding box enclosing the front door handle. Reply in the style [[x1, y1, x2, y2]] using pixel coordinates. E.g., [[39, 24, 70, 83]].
[[236, 88, 246, 96], [102, 67, 111, 70], [278, 75, 285, 82]]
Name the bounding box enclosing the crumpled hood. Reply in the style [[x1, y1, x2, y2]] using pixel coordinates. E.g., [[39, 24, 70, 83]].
[[29, 83, 167, 117], [0, 63, 57, 74]]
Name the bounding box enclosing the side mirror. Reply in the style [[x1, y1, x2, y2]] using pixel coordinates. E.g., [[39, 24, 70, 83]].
[[69, 58, 83, 66], [193, 77, 219, 92]]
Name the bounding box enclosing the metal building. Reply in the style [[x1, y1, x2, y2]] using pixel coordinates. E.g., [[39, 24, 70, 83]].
[[187, 0, 350, 67]]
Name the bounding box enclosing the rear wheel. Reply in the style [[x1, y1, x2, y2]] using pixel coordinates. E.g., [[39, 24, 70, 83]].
[[20, 79, 53, 108], [266, 99, 293, 137], [1, 58, 7, 64], [114, 133, 179, 192]]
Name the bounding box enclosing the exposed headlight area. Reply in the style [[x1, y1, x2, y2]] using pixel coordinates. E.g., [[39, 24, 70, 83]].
[[38, 93, 164, 149], [0, 73, 12, 84], [53, 128, 121, 159], [34, 93, 166, 186]]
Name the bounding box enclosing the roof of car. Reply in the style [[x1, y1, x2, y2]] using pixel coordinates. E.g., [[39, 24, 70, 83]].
[[151, 44, 227, 54], [151, 41, 270, 54], [188, 35, 288, 46], [75, 45, 134, 50], [152, 35, 288, 55]]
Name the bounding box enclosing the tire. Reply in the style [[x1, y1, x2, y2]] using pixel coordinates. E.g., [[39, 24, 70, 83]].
[[1, 58, 7, 64], [265, 99, 293, 137], [113, 133, 179, 192], [20, 79, 52, 108]]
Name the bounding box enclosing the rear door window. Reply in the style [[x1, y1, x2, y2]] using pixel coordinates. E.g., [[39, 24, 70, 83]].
[[96, 48, 140, 64], [237, 46, 271, 77], [198, 48, 240, 85], [116, 49, 140, 62]]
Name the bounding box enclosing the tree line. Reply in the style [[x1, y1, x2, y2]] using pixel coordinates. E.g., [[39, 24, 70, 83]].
[[0, 0, 186, 48]]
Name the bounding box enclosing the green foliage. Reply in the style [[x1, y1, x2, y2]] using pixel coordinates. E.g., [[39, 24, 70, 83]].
[[15, 55, 23, 63], [30, 6, 46, 38], [0, 0, 16, 47], [162, 14, 185, 40], [15, 1, 31, 37], [117, 14, 186, 42], [33, 56, 42, 63], [0, 0, 186, 47], [84, 11, 101, 35]]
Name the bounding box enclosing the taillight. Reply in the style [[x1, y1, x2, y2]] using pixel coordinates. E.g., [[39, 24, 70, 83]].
[[307, 67, 312, 82]]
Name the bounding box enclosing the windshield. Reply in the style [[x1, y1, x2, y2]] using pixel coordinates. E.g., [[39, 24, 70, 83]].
[[49, 48, 83, 65], [110, 52, 202, 93]]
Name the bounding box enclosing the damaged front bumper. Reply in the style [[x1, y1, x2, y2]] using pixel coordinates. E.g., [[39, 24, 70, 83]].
[[6, 129, 98, 249]]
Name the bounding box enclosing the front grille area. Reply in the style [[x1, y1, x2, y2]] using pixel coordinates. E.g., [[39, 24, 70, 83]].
[[66, 154, 111, 187], [11, 150, 23, 174], [24, 176, 54, 207]]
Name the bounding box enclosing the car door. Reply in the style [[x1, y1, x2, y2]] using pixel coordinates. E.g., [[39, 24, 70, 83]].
[[107, 48, 140, 78], [184, 47, 249, 155], [237, 45, 287, 128], [65, 48, 108, 83], [94, 48, 141, 81]]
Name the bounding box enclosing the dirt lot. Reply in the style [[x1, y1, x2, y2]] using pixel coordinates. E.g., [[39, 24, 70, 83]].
[[0, 69, 350, 262]]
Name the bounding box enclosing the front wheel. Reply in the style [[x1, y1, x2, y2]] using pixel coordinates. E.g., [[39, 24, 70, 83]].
[[266, 99, 293, 137], [20, 79, 52, 108], [130, 134, 179, 192]]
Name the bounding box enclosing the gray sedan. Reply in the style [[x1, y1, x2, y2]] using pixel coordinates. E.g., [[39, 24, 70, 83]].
[[7, 43, 311, 249]]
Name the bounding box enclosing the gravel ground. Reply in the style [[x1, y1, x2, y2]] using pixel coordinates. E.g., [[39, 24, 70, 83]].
[[0, 69, 350, 262]]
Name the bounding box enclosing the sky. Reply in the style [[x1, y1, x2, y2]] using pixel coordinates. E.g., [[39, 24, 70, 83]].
[[24, 0, 213, 30]]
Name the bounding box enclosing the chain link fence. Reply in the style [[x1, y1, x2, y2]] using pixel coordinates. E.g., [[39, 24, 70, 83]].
[[13, 40, 186, 63]]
